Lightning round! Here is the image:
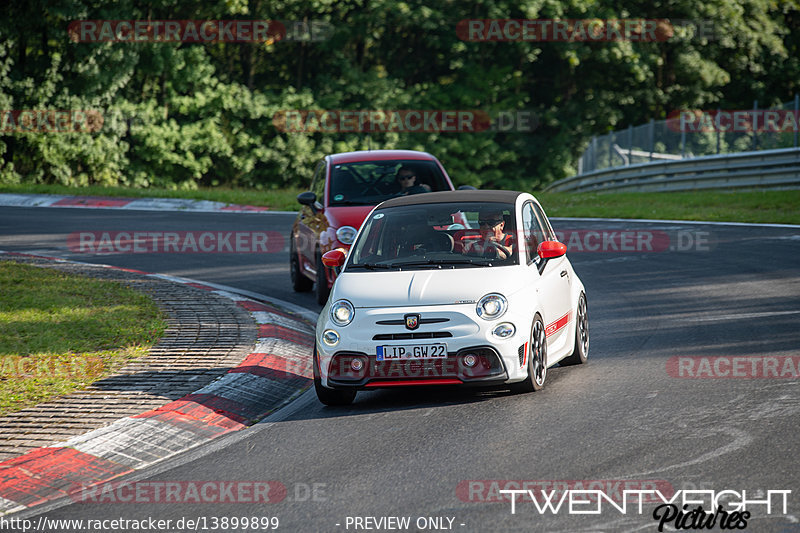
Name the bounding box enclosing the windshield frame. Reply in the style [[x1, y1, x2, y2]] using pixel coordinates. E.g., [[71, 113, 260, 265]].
[[327, 159, 450, 207], [344, 201, 519, 271]]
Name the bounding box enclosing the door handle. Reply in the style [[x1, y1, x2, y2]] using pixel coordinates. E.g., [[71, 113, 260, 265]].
[[560, 270, 567, 277]]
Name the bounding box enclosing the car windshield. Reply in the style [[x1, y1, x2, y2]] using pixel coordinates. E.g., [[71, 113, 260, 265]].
[[328, 159, 450, 206], [347, 201, 518, 270]]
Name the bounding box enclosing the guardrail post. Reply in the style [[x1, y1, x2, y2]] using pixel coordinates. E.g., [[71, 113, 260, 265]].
[[753, 100, 758, 151], [648, 119, 654, 162], [794, 93, 798, 148], [627, 125, 633, 165], [591, 136, 597, 172], [716, 106, 721, 154], [680, 128, 686, 158]]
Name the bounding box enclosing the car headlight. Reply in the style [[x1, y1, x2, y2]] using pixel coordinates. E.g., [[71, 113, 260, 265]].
[[330, 300, 355, 326], [336, 226, 358, 245], [476, 293, 507, 320]]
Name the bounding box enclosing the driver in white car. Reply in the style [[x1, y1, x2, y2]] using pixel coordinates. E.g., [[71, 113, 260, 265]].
[[464, 207, 514, 260]]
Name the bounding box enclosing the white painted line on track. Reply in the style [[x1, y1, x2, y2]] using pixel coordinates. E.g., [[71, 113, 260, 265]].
[[551, 216, 800, 229], [682, 310, 800, 322], [622, 427, 753, 478]]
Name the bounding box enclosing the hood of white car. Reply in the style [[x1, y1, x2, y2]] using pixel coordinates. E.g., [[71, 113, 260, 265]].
[[331, 267, 522, 307]]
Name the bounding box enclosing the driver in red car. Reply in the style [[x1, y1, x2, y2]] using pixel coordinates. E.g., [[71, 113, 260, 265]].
[[395, 165, 432, 196], [465, 207, 513, 259]]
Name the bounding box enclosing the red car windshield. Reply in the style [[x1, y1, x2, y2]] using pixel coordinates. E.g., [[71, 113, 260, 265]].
[[328, 159, 450, 206]]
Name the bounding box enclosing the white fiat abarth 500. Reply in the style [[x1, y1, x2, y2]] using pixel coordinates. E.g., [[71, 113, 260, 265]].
[[313, 190, 588, 406]]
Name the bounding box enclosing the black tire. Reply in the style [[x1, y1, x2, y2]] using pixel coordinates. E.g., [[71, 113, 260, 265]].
[[561, 293, 589, 366], [313, 344, 356, 406], [510, 314, 547, 393], [290, 238, 313, 292], [314, 380, 357, 406], [315, 250, 331, 305]]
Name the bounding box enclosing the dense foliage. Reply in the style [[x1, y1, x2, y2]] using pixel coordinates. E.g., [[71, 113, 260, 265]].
[[1, 0, 798, 190]]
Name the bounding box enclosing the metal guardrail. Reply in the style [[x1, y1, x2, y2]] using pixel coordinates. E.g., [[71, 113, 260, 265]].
[[545, 147, 800, 193]]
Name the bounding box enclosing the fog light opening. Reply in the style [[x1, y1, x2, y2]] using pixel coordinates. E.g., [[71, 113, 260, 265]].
[[322, 329, 340, 346], [463, 353, 478, 368], [492, 322, 516, 339], [351, 358, 364, 371]]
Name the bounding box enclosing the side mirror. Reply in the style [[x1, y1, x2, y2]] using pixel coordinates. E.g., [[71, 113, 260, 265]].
[[457, 185, 477, 190], [297, 191, 316, 206], [322, 249, 346, 268], [537, 240, 567, 259]]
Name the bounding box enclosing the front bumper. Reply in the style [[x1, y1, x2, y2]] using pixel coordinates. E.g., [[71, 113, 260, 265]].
[[325, 346, 508, 389], [316, 303, 530, 389]]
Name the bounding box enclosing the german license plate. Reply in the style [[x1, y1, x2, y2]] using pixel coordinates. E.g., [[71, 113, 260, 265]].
[[376, 344, 447, 361]]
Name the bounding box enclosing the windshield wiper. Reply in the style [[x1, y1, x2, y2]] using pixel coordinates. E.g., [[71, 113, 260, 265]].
[[390, 258, 493, 268], [348, 262, 398, 270], [331, 200, 368, 206]]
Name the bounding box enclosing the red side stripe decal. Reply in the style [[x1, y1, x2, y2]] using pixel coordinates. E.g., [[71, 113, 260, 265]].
[[545, 312, 571, 337]]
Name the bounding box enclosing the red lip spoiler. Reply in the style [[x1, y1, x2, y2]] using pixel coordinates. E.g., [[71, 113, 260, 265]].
[[365, 378, 462, 387]]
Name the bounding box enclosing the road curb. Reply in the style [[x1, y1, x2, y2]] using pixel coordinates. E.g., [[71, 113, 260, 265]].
[[0, 193, 295, 214], [0, 252, 315, 516]]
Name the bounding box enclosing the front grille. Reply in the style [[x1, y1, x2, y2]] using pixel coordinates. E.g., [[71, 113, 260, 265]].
[[375, 318, 449, 326], [373, 332, 453, 340]]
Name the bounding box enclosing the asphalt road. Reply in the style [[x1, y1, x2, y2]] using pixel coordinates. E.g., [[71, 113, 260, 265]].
[[2, 206, 799, 532]]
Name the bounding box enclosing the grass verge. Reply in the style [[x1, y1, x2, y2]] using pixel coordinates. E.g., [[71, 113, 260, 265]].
[[537, 190, 800, 225], [0, 261, 166, 416], [1, 184, 799, 224]]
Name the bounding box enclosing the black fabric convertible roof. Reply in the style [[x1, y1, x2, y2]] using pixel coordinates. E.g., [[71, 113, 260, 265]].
[[378, 189, 523, 209]]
